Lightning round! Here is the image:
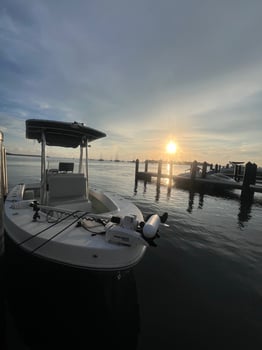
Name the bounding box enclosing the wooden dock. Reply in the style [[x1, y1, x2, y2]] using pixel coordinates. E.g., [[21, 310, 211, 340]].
[[134, 159, 262, 194]]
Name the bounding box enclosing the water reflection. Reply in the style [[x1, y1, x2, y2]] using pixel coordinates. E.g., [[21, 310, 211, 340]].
[[6, 259, 140, 349], [238, 190, 254, 226], [136, 177, 242, 202], [135, 178, 261, 227], [187, 190, 195, 213], [186, 188, 258, 227]]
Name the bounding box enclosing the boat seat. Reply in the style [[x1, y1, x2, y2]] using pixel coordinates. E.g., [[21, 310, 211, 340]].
[[47, 173, 87, 205]]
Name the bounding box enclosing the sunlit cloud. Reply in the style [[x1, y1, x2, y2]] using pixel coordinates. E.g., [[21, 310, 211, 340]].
[[0, 0, 262, 165]]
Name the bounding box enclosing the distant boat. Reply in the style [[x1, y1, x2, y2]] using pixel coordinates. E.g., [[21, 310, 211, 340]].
[[114, 153, 120, 162], [220, 161, 262, 177], [7, 152, 41, 158], [98, 153, 104, 161], [174, 167, 238, 189], [219, 161, 245, 175], [229, 161, 245, 165]]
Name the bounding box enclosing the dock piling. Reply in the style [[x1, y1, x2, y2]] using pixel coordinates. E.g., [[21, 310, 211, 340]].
[[144, 160, 148, 173], [134, 159, 261, 195], [202, 161, 207, 178], [135, 159, 139, 184], [157, 160, 162, 187], [234, 164, 242, 182], [242, 162, 257, 192], [191, 160, 198, 180]]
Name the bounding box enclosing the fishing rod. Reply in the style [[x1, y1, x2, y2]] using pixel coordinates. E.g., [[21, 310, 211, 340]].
[[31, 211, 89, 254], [18, 209, 80, 247], [35, 203, 168, 226], [27, 201, 169, 248]]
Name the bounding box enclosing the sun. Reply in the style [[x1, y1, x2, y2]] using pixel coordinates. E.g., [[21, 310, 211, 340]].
[[166, 141, 177, 154]]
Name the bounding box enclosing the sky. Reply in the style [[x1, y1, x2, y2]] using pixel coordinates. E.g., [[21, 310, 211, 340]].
[[1, 0, 262, 165]]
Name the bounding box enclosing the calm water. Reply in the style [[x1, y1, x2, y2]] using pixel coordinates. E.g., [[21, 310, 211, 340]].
[[3, 156, 262, 349]]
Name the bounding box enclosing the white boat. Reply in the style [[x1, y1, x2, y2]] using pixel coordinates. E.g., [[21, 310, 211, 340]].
[[174, 166, 238, 189], [4, 119, 167, 272], [219, 161, 245, 176], [220, 161, 262, 177]]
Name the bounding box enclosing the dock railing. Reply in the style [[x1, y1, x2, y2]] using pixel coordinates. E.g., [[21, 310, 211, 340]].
[[0, 130, 8, 256], [0, 131, 8, 199]]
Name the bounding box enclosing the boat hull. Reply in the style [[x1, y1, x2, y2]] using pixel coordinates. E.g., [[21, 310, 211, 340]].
[[174, 173, 240, 191], [5, 232, 140, 348], [4, 232, 134, 279], [4, 185, 147, 272]]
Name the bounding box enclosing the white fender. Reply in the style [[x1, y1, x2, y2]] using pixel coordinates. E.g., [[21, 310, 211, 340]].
[[143, 214, 160, 238]]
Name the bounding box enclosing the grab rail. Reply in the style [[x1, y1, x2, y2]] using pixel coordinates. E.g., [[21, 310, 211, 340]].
[[0, 131, 8, 199], [0, 130, 8, 256]]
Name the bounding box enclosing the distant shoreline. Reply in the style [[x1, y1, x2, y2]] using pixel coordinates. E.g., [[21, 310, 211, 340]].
[[6, 152, 41, 158]]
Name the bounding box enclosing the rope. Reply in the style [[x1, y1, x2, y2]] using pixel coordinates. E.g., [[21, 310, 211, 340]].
[[18, 210, 80, 247], [31, 211, 89, 254]]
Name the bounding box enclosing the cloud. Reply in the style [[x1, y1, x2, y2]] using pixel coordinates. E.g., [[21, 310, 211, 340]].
[[1, 0, 262, 163], [190, 90, 262, 136]]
